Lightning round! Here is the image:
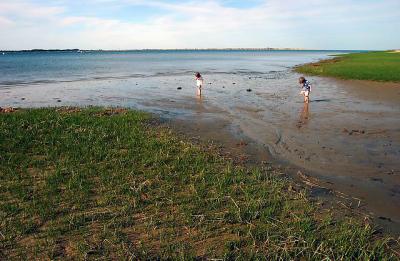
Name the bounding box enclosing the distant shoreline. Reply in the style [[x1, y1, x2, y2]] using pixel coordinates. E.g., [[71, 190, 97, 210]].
[[0, 48, 369, 53]]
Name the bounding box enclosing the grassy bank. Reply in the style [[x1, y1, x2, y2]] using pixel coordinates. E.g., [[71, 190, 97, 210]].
[[0, 108, 398, 259], [295, 51, 400, 82]]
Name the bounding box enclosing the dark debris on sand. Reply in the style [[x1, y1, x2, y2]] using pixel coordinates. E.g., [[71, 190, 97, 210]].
[[0, 107, 17, 113], [342, 128, 365, 135], [95, 108, 128, 116], [56, 107, 82, 114]]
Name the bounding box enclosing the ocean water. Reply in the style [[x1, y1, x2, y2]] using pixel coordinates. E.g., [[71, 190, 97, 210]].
[[0, 50, 347, 87]]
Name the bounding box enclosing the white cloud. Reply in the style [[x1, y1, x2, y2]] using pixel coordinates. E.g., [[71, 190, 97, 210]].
[[60, 16, 120, 28], [0, 16, 14, 27], [0, 1, 64, 18], [0, 0, 399, 50]]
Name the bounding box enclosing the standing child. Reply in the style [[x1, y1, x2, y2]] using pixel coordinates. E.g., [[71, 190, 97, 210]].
[[299, 77, 312, 103], [195, 72, 204, 96]]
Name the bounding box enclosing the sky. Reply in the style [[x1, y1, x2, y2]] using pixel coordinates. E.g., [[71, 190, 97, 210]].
[[0, 0, 399, 50]]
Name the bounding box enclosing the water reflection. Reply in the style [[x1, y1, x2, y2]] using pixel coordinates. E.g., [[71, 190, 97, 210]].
[[297, 102, 310, 129], [195, 95, 206, 115]]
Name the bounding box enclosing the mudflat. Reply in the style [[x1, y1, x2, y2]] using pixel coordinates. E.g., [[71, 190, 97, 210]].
[[165, 75, 400, 234]]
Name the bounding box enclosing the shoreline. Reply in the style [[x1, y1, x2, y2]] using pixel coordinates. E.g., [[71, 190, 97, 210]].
[[1, 72, 399, 235], [1, 54, 399, 236]]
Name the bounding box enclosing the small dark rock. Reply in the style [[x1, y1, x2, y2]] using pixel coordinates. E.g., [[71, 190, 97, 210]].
[[386, 170, 395, 175], [370, 177, 383, 183], [21, 98, 25, 100], [246, 89, 252, 92], [57, 99, 62, 102], [232, 82, 236, 85], [177, 87, 182, 90]]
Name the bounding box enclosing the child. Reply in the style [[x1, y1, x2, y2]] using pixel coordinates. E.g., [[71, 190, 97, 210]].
[[299, 77, 312, 103], [195, 72, 204, 96]]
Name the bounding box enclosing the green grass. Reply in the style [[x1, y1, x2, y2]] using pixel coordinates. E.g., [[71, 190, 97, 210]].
[[0, 107, 398, 259], [295, 51, 400, 82]]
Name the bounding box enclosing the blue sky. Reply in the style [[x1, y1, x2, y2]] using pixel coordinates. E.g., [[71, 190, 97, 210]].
[[0, 0, 399, 50]]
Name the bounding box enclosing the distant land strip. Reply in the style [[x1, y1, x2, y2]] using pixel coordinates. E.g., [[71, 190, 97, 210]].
[[0, 48, 369, 53]]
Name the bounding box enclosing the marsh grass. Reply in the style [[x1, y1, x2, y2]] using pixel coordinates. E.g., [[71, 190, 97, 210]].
[[295, 51, 400, 82], [0, 108, 398, 259]]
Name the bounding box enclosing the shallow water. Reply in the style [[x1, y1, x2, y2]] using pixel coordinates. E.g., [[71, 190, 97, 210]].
[[1, 50, 399, 232], [0, 50, 341, 87]]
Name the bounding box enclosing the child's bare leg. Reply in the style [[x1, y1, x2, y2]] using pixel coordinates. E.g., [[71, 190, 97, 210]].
[[304, 93, 309, 103]]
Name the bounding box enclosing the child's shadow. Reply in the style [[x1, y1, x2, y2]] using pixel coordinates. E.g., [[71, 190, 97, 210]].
[[311, 99, 331, 103], [297, 103, 310, 129]]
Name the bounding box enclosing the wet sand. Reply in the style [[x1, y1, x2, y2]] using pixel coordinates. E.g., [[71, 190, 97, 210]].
[[1, 71, 399, 233]]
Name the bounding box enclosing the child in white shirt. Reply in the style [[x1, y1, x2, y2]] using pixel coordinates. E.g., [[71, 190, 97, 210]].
[[195, 72, 204, 96]]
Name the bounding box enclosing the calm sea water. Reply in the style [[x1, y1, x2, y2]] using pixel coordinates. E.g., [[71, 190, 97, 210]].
[[0, 50, 352, 88]]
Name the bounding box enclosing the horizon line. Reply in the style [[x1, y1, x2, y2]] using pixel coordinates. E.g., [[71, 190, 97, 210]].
[[0, 48, 380, 52]]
